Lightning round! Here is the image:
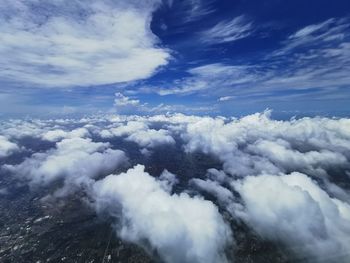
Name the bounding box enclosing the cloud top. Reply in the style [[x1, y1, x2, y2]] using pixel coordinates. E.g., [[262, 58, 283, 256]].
[[233, 172, 350, 262], [0, 135, 19, 158], [93, 164, 232, 263]]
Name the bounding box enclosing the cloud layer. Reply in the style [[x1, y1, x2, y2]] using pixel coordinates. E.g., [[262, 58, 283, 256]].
[[1, 112, 350, 262]]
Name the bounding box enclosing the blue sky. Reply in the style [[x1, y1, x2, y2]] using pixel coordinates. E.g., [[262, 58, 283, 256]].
[[0, 0, 350, 117]]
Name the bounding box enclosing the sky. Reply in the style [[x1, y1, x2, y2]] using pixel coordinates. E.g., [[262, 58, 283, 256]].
[[0, 0, 350, 118]]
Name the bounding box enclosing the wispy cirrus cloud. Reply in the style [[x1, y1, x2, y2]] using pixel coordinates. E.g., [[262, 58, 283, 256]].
[[141, 17, 350, 104], [199, 15, 254, 45], [184, 0, 216, 22], [272, 18, 349, 56], [133, 63, 256, 97]]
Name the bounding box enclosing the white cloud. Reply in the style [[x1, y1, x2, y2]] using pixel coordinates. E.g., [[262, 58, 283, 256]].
[[247, 139, 347, 175], [98, 119, 175, 149], [4, 137, 127, 196], [99, 121, 148, 139], [182, 0, 216, 23], [290, 18, 336, 39], [218, 96, 235, 102], [136, 18, 350, 102], [41, 129, 68, 142], [148, 63, 252, 96], [159, 169, 179, 192], [182, 110, 350, 178], [233, 172, 350, 262], [0, 118, 96, 142], [164, 0, 215, 25], [199, 15, 253, 44], [112, 92, 212, 115], [190, 178, 234, 206], [256, 18, 350, 94], [126, 128, 175, 148], [93, 164, 232, 263], [0, 0, 170, 87], [41, 127, 90, 142], [114, 93, 142, 108], [0, 119, 47, 139], [147, 113, 206, 125], [0, 135, 19, 158]]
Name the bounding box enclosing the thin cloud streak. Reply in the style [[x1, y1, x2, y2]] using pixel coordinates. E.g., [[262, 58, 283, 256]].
[[199, 15, 254, 44]]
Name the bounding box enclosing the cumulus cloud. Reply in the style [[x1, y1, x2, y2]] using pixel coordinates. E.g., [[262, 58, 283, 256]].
[[126, 128, 175, 148], [41, 127, 90, 142], [247, 139, 347, 175], [4, 137, 127, 196], [0, 118, 97, 143], [159, 169, 179, 191], [4, 112, 350, 181], [99, 119, 175, 149], [0, 0, 170, 87], [182, 110, 350, 179], [0, 135, 19, 158], [99, 121, 148, 139], [190, 178, 234, 207], [233, 172, 350, 262], [0, 119, 48, 139], [93, 164, 232, 263], [92, 111, 350, 179], [114, 93, 142, 108]]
